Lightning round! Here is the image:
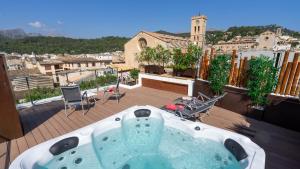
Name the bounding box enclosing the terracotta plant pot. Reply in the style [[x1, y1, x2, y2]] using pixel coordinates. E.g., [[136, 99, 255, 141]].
[[173, 68, 196, 78], [247, 105, 265, 121], [144, 65, 165, 75]]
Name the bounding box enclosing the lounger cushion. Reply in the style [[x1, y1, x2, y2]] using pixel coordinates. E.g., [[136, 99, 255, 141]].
[[165, 104, 184, 111]]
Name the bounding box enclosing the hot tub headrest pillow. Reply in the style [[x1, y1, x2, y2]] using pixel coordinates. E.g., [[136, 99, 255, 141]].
[[224, 138, 248, 161], [49, 137, 79, 155]]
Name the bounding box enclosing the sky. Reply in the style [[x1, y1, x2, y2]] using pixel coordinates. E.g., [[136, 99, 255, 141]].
[[0, 0, 299, 38]]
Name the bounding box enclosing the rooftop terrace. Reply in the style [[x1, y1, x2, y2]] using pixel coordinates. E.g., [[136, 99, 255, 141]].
[[1, 87, 300, 169]]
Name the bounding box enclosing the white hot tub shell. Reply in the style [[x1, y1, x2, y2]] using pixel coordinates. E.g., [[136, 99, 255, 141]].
[[9, 105, 265, 169]]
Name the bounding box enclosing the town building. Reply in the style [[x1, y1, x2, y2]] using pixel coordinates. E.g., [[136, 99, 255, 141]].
[[213, 36, 258, 53], [36, 56, 111, 84], [213, 28, 299, 53], [124, 15, 207, 68]]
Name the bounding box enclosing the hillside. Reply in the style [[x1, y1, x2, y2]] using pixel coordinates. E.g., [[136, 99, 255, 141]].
[[0, 35, 129, 54], [156, 25, 300, 45]]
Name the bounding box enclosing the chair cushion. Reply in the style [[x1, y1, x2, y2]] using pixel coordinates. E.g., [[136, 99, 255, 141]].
[[105, 87, 115, 92], [165, 104, 184, 111]]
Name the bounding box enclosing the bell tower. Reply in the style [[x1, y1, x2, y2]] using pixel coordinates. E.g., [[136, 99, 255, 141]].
[[190, 15, 207, 48]]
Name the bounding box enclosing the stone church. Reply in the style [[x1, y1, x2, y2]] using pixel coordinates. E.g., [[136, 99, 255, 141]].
[[124, 15, 207, 68]]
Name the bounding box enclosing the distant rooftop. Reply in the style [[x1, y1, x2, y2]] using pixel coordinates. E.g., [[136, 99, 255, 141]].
[[143, 31, 190, 48], [57, 56, 101, 63]]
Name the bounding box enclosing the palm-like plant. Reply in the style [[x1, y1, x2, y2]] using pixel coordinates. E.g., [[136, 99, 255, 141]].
[[208, 55, 231, 95], [247, 56, 278, 106]]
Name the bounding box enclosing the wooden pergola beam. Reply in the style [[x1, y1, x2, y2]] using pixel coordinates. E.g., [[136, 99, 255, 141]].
[[228, 50, 237, 85], [275, 50, 290, 93], [285, 53, 299, 95], [290, 62, 300, 96], [199, 50, 208, 79], [280, 62, 292, 95]]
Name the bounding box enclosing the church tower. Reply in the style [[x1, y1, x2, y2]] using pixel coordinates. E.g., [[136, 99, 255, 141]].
[[190, 15, 207, 48]]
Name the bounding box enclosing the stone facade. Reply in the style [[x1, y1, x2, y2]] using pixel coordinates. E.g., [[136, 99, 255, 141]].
[[124, 15, 207, 68], [190, 15, 207, 48], [257, 30, 276, 50]]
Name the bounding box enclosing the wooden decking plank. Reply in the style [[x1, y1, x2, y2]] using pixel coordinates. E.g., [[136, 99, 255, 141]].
[[15, 137, 28, 154], [23, 132, 37, 148], [47, 117, 68, 135], [0, 142, 7, 169], [9, 140, 19, 165], [52, 114, 73, 133], [36, 124, 53, 141], [56, 112, 78, 130], [3, 87, 300, 169]]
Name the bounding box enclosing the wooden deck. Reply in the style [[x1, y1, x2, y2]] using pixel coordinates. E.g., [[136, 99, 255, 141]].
[[1, 87, 300, 169]]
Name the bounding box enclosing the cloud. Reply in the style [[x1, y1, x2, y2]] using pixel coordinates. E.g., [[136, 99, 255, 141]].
[[57, 20, 63, 25], [28, 21, 45, 28]]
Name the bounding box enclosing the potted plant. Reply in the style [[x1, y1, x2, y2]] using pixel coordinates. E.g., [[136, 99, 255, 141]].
[[137, 46, 166, 74], [130, 68, 140, 84], [172, 45, 202, 78], [247, 55, 278, 120], [208, 55, 231, 95], [155, 45, 171, 70]]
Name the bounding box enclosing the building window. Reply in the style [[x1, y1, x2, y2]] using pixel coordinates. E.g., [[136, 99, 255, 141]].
[[92, 62, 96, 66], [45, 65, 51, 70], [198, 26, 200, 32], [265, 36, 269, 40], [54, 64, 60, 70], [138, 38, 147, 49], [194, 26, 197, 33], [78, 63, 81, 67], [46, 72, 52, 76], [86, 63, 88, 67]]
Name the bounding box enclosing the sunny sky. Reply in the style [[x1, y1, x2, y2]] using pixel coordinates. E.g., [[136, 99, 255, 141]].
[[0, 0, 299, 38]]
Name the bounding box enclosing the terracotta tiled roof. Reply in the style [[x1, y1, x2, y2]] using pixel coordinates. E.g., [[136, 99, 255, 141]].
[[57, 57, 100, 63], [8, 68, 41, 77], [143, 31, 190, 48], [39, 60, 64, 65]]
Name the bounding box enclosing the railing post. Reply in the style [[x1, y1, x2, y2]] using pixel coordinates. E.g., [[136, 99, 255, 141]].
[[25, 76, 33, 105]]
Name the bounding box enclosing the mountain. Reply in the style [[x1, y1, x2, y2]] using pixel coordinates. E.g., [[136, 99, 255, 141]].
[[0, 36, 130, 54], [0, 29, 28, 39]]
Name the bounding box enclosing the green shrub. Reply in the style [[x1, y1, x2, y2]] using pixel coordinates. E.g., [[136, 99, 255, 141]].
[[130, 68, 140, 82], [247, 56, 278, 106], [172, 44, 202, 71], [25, 87, 61, 102], [80, 74, 117, 90], [208, 55, 231, 95]]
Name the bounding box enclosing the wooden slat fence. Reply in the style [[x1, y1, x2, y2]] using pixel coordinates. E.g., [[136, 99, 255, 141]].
[[198, 49, 300, 96]]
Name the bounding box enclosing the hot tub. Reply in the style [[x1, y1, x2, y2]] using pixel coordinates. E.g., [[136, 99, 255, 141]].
[[9, 105, 265, 169]]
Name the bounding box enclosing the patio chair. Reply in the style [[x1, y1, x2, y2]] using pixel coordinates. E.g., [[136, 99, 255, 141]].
[[61, 85, 88, 116], [103, 77, 121, 103], [162, 92, 227, 121]]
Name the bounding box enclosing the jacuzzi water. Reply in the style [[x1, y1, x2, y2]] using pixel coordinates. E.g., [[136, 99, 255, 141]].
[[10, 105, 265, 169]]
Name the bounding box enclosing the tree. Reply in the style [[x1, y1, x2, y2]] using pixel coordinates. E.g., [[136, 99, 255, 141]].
[[154, 45, 171, 68], [130, 68, 140, 83], [208, 55, 231, 95], [137, 47, 155, 65]]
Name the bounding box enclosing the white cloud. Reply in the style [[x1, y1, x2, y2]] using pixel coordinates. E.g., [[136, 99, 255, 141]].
[[57, 20, 63, 25], [28, 21, 45, 28]]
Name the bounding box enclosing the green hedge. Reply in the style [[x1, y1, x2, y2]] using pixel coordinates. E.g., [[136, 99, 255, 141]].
[[24, 74, 117, 102], [25, 87, 61, 102], [79, 74, 117, 90]]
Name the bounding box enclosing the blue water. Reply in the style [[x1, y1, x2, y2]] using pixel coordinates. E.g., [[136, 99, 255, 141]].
[[34, 117, 242, 169]]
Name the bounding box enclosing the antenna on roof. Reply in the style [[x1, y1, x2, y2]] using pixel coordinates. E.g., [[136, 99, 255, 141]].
[[198, 12, 201, 16]]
